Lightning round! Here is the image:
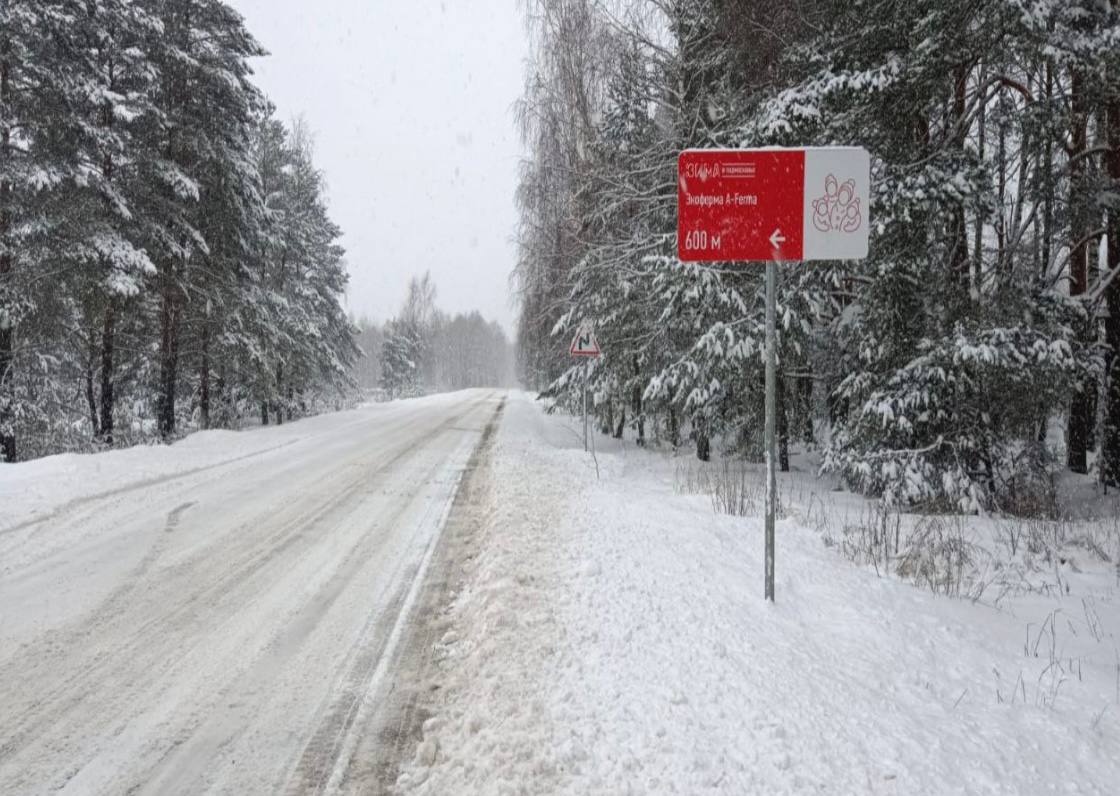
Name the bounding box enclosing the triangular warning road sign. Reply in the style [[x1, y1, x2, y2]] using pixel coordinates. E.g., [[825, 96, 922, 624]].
[[570, 329, 601, 358]]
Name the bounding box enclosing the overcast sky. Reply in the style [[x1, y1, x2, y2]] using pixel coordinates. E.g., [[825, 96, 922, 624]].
[[228, 0, 527, 333]]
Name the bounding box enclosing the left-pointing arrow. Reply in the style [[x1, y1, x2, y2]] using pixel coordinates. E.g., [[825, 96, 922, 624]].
[[769, 229, 786, 248]]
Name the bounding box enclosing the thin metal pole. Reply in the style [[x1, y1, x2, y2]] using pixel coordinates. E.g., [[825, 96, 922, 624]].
[[764, 259, 777, 602], [589, 365, 599, 477], [583, 359, 589, 452]]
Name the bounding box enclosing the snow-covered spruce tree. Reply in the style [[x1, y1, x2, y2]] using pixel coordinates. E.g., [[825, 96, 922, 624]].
[[514, 0, 821, 458], [0, 1, 167, 458], [535, 1, 707, 446], [0, 1, 90, 461], [544, 0, 817, 458], [0, 0, 360, 459], [642, 0, 825, 464], [136, 0, 266, 438], [253, 118, 357, 424], [548, 33, 669, 446], [1093, 0, 1120, 485], [755, 0, 1096, 511], [1030, 0, 1120, 475], [380, 320, 420, 400], [57, 2, 164, 448]]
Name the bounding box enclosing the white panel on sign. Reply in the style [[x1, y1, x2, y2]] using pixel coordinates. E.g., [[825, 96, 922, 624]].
[[801, 147, 870, 261]]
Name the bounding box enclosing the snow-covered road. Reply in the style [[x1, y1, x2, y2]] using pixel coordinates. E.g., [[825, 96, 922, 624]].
[[0, 390, 503, 795]]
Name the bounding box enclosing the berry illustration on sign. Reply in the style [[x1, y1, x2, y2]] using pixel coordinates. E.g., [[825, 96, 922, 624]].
[[812, 175, 862, 233], [801, 148, 869, 261]]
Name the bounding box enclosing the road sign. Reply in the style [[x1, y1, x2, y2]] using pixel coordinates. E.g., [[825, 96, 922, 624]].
[[570, 327, 601, 452], [677, 146, 872, 604], [570, 329, 601, 358], [677, 147, 870, 263]]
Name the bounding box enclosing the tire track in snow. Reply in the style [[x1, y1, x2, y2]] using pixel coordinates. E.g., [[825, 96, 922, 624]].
[[336, 396, 507, 794], [284, 396, 505, 795]]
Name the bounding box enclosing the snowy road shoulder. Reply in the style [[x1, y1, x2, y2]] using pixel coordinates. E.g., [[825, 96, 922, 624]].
[[396, 392, 1120, 795]]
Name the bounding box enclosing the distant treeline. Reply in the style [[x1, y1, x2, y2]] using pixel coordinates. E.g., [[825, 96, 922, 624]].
[[354, 272, 515, 399]]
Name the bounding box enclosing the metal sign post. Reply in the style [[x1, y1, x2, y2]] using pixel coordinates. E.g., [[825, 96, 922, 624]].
[[586, 362, 595, 452], [678, 147, 870, 603], [764, 258, 777, 601], [570, 327, 602, 453]]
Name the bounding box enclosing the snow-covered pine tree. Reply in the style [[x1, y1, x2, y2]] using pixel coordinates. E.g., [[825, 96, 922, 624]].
[[0, 1, 89, 460], [380, 320, 420, 400], [1090, 0, 1120, 484], [63, 1, 164, 445], [755, 0, 1097, 510], [136, 0, 265, 438], [1, 0, 360, 459]]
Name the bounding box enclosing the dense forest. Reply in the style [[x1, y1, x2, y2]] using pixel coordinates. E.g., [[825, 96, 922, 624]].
[[514, 0, 1120, 513], [0, 0, 358, 460], [0, 1, 512, 464]]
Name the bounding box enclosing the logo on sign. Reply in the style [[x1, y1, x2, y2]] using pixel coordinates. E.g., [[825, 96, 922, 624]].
[[811, 175, 862, 234]]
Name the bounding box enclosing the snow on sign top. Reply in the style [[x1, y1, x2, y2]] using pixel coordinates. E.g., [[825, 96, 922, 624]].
[[678, 147, 870, 262], [570, 329, 601, 358]]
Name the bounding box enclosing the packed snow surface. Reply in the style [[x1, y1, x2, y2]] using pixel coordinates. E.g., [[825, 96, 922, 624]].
[[398, 392, 1119, 795], [0, 390, 502, 794]]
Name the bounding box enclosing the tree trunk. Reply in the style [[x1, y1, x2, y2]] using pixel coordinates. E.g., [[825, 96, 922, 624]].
[[1101, 56, 1120, 486], [275, 362, 284, 425], [779, 376, 788, 470], [199, 322, 210, 430], [215, 367, 226, 428], [949, 65, 971, 292], [99, 300, 115, 443], [601, 399, 613, 435], [696, 416, 710, 462], [696, 432, 710, 462], [800, 376, 814, 444], [632, 386, 644, 446], [631, 357, 644, 446], [157, 285, 181, 438], [85, 336, 100, 438], [1032, 64, 1055, 283], [667, 406, 680, 448], [97, 61, 116, 445], [974, 62, 986, 287], [261, 401, 269, 426], [1068, 68, 1093, 475], [0, 44, 16, 462]]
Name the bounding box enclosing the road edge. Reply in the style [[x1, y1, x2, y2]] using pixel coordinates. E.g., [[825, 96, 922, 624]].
[[334, 394, 507, 794]]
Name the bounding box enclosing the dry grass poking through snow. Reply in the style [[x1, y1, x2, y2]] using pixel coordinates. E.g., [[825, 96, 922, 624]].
[[675, 452, 1120, 722]]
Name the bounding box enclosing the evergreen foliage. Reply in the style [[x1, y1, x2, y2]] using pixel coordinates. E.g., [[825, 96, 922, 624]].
[[0, 0, 358, 459], [514, 0, 1120, 511]]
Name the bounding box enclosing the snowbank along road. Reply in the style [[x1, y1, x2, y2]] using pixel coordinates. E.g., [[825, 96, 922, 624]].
[[0, 389, 504, 795]]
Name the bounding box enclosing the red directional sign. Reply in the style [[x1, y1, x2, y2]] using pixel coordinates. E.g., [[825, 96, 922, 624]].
[[678, 148, 870, 262]]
